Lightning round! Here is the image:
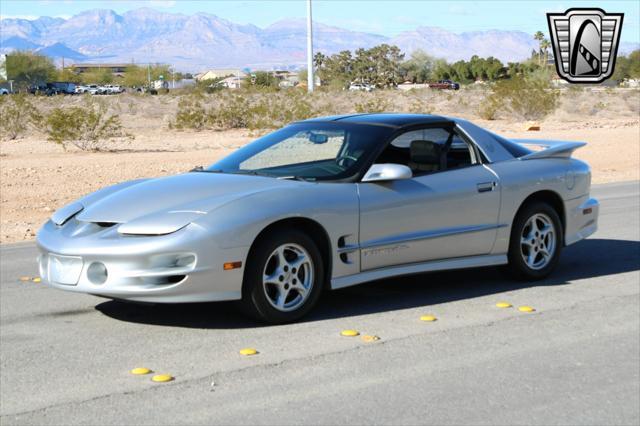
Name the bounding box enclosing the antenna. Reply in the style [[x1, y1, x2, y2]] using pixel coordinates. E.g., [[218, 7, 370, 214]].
[[306, 0, 314, 93]]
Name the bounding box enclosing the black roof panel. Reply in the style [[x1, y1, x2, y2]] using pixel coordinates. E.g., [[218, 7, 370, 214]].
[[301, 113, 451, 128]]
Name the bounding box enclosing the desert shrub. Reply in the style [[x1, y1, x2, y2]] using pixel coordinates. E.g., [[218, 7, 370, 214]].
[[408, 97, 433, 114], [45, 97, 132, 151], [172, 91, 317, 131], [173, 95, 208, 130], [248, 92, 315, 129], [486, 75, 560, 120], [0, 94, 42, 140], [354, 96, 391, 113], [209, 94, 251, 129], [567, 84, 584, 94], [477, 95, 500, 120]]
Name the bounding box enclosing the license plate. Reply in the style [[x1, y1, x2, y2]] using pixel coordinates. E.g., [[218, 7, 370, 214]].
[[48, 254, 83, 285]]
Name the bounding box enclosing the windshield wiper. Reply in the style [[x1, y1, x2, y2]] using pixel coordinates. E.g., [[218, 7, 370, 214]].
[[277, 175, 312, 182], [230, 170, 276, 178], [191, 167, 225, 173]]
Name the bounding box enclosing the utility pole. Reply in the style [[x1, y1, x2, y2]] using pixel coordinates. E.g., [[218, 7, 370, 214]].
[[306, 0, 314, 93]]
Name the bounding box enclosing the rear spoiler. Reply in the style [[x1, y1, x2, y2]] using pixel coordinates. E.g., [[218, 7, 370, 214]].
[[512, 139, 587, 160]]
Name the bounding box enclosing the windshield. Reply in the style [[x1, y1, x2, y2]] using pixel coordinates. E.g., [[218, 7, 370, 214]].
[[207, 122, 394, 181]]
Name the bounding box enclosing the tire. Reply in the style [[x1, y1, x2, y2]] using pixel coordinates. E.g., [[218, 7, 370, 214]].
[[507, 201, 563, 280], [241, 229, 324, 324]]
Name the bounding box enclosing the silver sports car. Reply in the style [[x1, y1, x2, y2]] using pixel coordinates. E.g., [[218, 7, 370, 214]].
[[37, 114, 599, 323]]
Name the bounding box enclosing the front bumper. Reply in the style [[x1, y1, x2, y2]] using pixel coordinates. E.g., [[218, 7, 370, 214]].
[[564, 196, 599, 246], [36, 218, 247, 303]]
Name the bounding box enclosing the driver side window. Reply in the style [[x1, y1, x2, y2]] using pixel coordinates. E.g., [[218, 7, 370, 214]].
[[375, 127, 478, 176]]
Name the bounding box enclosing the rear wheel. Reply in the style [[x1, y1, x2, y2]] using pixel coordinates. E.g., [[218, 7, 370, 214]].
[[508, 202, 562, 280], [241, 229, 324, 324]]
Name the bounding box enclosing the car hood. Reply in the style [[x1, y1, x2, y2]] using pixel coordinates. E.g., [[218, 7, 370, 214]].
[[76, 172, 295, 226]]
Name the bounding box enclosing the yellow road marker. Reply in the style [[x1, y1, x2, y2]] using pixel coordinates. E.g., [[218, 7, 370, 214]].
[[361, 335, 380, 342], [32, 277, 42, 283], [151, 374, 174, 382], [420, 315, 437, 322], [239, 348, 258, 356], [340, 329, 360, 337], [130, 367, 152, 375], [496, 302, 512, 308], [518, 306, 536, 313]]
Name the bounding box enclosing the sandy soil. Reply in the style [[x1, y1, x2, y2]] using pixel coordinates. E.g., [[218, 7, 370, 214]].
[[1, 92, 638, 244]]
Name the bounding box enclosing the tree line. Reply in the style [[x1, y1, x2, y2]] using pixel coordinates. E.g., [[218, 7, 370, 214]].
[[1, 51, 181, 91], [2, 43, 639, 92]]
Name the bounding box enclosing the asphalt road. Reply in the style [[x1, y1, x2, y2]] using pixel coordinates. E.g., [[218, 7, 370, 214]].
[[1, 181, 638, 425]]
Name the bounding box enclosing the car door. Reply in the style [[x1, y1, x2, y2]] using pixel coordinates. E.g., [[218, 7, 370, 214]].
[[357, 125, 501, 271]]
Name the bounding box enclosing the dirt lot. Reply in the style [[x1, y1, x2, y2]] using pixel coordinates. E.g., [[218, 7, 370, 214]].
[[1, 89, 638, 243]]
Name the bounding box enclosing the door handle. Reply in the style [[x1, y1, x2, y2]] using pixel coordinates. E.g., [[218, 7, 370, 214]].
[[477, 181, 496, 193]]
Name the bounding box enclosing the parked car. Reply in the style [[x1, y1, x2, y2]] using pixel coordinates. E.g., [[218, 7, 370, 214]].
[[0, 87, 9, 95], [47, 82, 77, 95], [83, 84, 104, 95], [429, 80, 460, 90], [348, 82, 374, 92], [37, 114, 599, 324], [103, 85, 124, 94], [27, 84, 48, 95]]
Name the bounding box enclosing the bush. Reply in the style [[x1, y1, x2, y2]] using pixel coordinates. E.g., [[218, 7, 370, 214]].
[[173, 95, 208, 130], [354, 96, 391, 113], [477, 96, 500, 120], [45, 97, 132, 151], [487, 75, 560, 120], [247, 91, 314, 129], [171, 91, 317, 131], [253, 71, 279, 89], [0, 94, 42, 140], [408, 97, 433, 114]]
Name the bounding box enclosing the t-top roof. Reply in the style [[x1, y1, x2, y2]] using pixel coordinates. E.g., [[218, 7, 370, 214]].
[[301, 113, 451, 128]]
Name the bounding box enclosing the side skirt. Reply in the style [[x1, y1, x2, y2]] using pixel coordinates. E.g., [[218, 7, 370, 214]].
[[330, 254, 508, 290]]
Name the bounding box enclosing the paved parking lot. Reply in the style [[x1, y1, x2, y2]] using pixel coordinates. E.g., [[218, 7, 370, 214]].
[[1, 181, 638, 425]]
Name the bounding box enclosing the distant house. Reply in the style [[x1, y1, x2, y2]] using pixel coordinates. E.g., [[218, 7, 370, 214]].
[[196, 69, 243, 81], [278, 72, 300, 88], [220, 76, 243, 89], [70, 63, 130, 77]]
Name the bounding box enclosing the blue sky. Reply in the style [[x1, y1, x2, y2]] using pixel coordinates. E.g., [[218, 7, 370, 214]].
[[1, 0, 639, 42]]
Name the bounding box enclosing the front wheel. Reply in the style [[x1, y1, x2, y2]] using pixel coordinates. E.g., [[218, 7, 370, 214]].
[[241, 229, 324, 324], [507, 202, 562, 280]]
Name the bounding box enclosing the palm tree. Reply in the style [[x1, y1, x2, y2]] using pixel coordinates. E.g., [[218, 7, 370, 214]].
[[534, 31, 545, 65], [540, 39, 551, 65]]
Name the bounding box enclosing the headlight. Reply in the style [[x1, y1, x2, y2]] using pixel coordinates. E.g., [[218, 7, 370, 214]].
[[117, 210, 206, 235]]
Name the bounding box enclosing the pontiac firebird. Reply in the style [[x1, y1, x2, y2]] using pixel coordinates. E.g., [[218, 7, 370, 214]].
[[37, 114, 599, 323]]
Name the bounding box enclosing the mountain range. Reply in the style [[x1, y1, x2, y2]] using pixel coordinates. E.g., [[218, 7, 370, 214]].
[[1, 8, 638, 72]]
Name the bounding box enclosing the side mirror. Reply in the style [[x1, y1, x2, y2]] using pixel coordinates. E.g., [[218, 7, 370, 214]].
[[362, 163, 412, 182], [308, 133, 328, 144]]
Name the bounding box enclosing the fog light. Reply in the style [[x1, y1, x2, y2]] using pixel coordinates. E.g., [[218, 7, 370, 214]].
[[87, 262, 108, 285]]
